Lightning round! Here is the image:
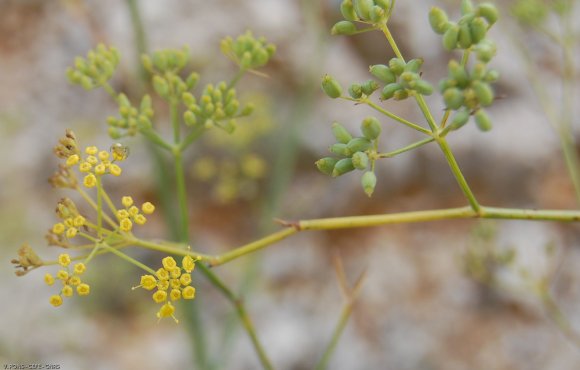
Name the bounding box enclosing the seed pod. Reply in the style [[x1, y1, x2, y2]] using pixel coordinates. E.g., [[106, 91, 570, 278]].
[[361, 79, 379, 96], [475, 39, 496, 63], [474, 109, 492, 131], [400, 72, 419, 89], [388, 58, 406, 75], [461, 0, 474, 15], [404, 58, 424, 73], [477, 3, 499, 25], [340, 0, 359, 21], [413, 80, 434, 96], [448, 60, 469, 87], [450, 109, 470, 130], [353, 0, 374, 20], [463, 88, 478, 109], [331, 21, 357, 36], [153, 75, 170, 98], [375, 0, 391, 11], [458, 23, 473, 49], [184, 111, 197, 126], [381, 83, 402, 100], [316, 157, 339, 176], [470, 17, 488, 44], [438, 78, 455, 92], [429, 7, 449, 34], [347, 137, 373, 152], [352, 151, 369, 170], [473, 81, 494, 106], [369, 6, 386, 23], [471, 62, 487, 80], [442, 23, 459, 50], [332, 158, 355, 177], [361, 171, 377, 197], [332, 122, 353, 144], [330, 143, 352, 157], [321, 75, 343, 98], [484, 69, 500, 83], [443, 88, 464, 110], [393, 89, 409, 100], [349, 83, 363, 99], [361, 116, 381, 140], [370, 64, 396, 84]]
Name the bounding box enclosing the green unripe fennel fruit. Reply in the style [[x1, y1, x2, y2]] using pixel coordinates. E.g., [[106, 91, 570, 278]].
[[461, 0, 474, 15], [443, 23, 460, 50], [458, 23, 473, 49], [448, 60, 469, 87], [332, 122, 353, 144], [472, 80, 494, 107], [361, 116, 382, 140], [332, 21, 357, 35], [370, 64, 396, 84], [388, 58, 406, 75], [347, 137, 373, 152], [330, 143, 352, 157], [429, 7, 449, 35], [369, 6, 386, 23], [470, 17, 488, 44], [443, 87, 465, 110], [340, 0, 359, 21], [404, 58, 424, 73], [321, 75, 342, 98], [450, 109, 470, 130], [352, 151, 369, 170], [381, 83, 402, 100], [361, 171, 377, 197], [349, 83, 363, 99], [474, 109, 492, 131], [413, 80, 434, 96], [353, 0, 374, 20], [477, 3, 499, 25], [316, 157, 339, 176], [332, 158, 355, 177], [361, 79, 380, 96]]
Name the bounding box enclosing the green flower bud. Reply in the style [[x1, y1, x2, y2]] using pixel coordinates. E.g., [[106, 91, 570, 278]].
[[361, 79, 379, 96], [450, 109, 470, 130], [332, 158, 355, 177], [204, 119, 215, 129], [182, 92, 196, 107], [240, 104, 254, 116], [375, 0, 391, 11], [353, 0, 373, 20], [225, 100, 240, 116], [153, 75, 170, 98], [429, 7, 450, 34], [152, 52, 168, 71], [321, 75, 343, 99], [458, 23, 473, 49], [474, 109, 492, 131], [475, 39, 496, 63], [340, 0, 359, 21], [404, 58, 424, 73], [399, 72, 419, 89], [80, 76, 93, 90], [381, 83, 402, 100], [388, 58, 406, 75], [108, 127, 122, 139], [370, 64, 396, 84], [221, 119, 237, 134], [443, 88, 465, 110], [471, 62, 487, 80], [332, 122, 353, 144], [472, 80, 494, 107], [331, 21, 357, 36], [361, 171, 377, 197], [442, 23, 460, 50], [186, 72, 200, 90], [463, 88, 479, 109], [477, 3, 498, 25], [393, 89, 409, 100], [413, 80, 434, 96], [361, 117, 381, 140], [184, 111, 197, 126], [448, 60, 469, 87], [347, 137, 372, 152], [316, 157, 339, 176], [330, 143, 352, 157], [438, 78, 455, 92], [470, 17, 488, 44], [484, 69, 500, 83], [461, 0, 474, 15], [369, 5, 386, 23], [349, 83, 363, 99], [352, 151, 369, 170]]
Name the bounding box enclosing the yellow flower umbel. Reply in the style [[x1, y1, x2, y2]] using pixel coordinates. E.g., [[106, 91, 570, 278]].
[[45, 253, 90, 307], [116, 196, 155, 232], [134, 255, 197, 323]]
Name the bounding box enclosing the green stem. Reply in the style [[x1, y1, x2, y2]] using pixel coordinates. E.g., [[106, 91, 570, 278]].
[[126, 0, 148, 83], [178, 126, 206, 151], [173, 150, 190, 242], [314, 303, 354, 370], [170, 98, 181, 144], [99, 243, 156, 274], [364, 99, 432, 135], [228, 68, 246, 89], [140, 127, 174, 151], [96, 177, 104, 238], [101, 82, 119, 102], [378, 137, 435, 158], [76, 186, 118, 228]]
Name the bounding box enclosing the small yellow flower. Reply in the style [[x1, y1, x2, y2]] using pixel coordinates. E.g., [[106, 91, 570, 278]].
[[156, 302, 178, 323], [85, 146, 98, 155], [139, 275, 157, 290], [83, 173, 97, 188], [44, 273, 55, 286], [119, 218, 133, 232], [182, 286, 196, 299], [65, 227, 78, 238], [86, 155, 98, 165], [69, 276, 81, 286], [58, 254, 71, 267], [180, 273, 192, 286], [170, 289, 182, 301], [134, 214, 147, 225], [156, 268, 169, 280], [152, 290, 167, 303], [128, 206, 139, 216], [73, 215, 86, 227], [66, 154, 80, 167], [73, 263, 86, 275], [98, 150, 109, 161], [122, 196, 133, 208], [50, 295, 63, 307], [62, 285, 74, 297], [94, 163, 106, 175], [116, 209, 129, 219], [162, 256, 177, 270], [79, 161, 92, 172], [157, 280, 170, 291], [52, 223, 65, 235], [170, 279, 181, 289], [142, 202, 155, 215], [57, 270, 69, 280], [110, 164, 122, 176], [182, 255, 195, 272], [170, 267, 181, 279], [77, 283, 90, 296], [64, 218, 74, 227]]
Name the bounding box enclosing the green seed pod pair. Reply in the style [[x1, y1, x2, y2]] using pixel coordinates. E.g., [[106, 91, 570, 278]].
[[450, 109, 470, 130], [331, 21, 357, 35], [470, 17, 488, 44], [476, 3, 498, 25], [184, 111, 197, 126], [316, 157, 339, 176], [361, 117, 381, 140], [381, 83, 402, 100], [443, 23, 460, 50], [353, 0, 374, 21], [474, 109, 492, 131], [370, 64, 396, 84], [361, 171, 377, 197], [472, 80, 494, 106], [153, 75, 170, 99], [332, 122, 353, 144], [330, 143, 352, 157], [443, 88, 464, 110], [347, 137, 372, 152], [352, 151, 369, 170], [332, 158, 355, 177], [399, 72, 419, 89], [448, 60, 469, 87], [349, 83, 363, 99], [341, 0, 359, 21], [460, 0, 474, 15], [388, 58, 406, 76], [458, 23, 473, 49], [429, 7, 449, 35], [321, 75, 343, 99], [404, 58, 424, 73], [475, 39, 497, 63], [412, 80, 434, 96], [361, 80, 380, 96], [369, 5, 386, 23], [393, 89, 409, 101]]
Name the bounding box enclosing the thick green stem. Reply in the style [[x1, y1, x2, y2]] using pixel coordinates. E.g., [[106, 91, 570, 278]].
[[173, 150, 190, 242]]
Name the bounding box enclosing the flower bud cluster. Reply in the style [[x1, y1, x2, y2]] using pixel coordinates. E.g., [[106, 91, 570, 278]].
[[116, 196, 155, 232], [142, 46, 191, 74], [66, 44, 120, 90], [332, 0, 393, 35], [316, 117, 382, 196], [107, 94, 154, 139], [220, 31, 276, 71]]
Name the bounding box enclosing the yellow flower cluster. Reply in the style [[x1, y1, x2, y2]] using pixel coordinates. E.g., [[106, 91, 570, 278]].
[[134, 255, 196, 323], [44, 253, 90, 307], [52, 215, 86, 239], [65, 145, 126, 188], [116, 196, 155, 232]]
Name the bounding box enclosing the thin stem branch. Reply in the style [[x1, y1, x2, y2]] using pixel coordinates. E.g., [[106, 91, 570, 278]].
[[378, 137, 435, 158], [173, 150, 190, 242], [76, 186, 118, 228], [99, 243, 156, 274], [364, 99, 433, 135]]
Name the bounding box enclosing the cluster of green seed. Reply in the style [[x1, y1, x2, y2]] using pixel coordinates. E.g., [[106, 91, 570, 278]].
[[182, 82, 253, 133], [316, 117, 382, 197], [66, 44, 120, 90], [107, 94, 154, 138], [332, 0, 393, 35], [220, 31, 276, 71], [143, 48, 200, 101]]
